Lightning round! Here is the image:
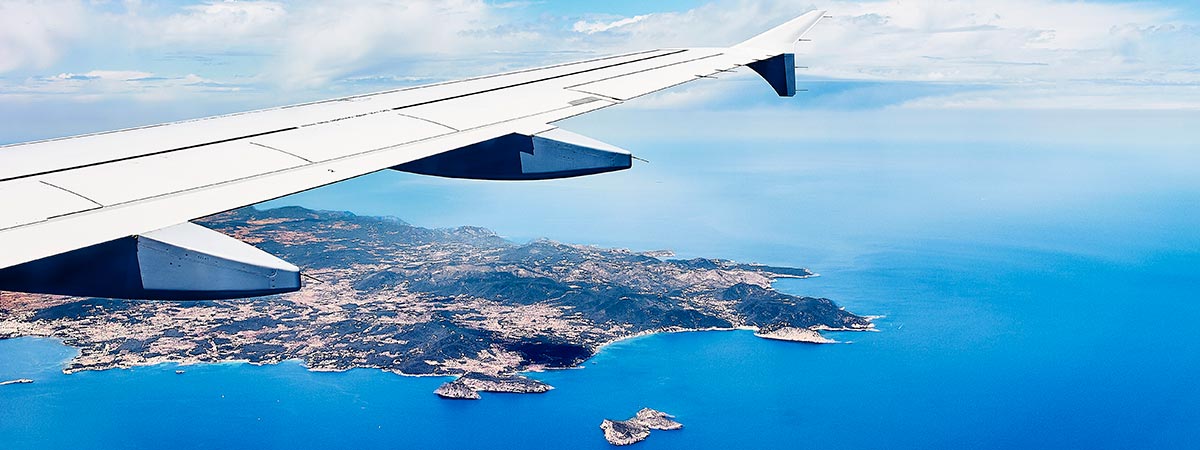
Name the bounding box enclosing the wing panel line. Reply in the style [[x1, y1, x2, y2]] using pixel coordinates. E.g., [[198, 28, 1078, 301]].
[[248, 142, 315, 164], [394, 113, 461, 132], [389, 50, 689, 112], [0, 127, 299, 184], [563, 52, 726, 89], [38, 181, 104, 209]]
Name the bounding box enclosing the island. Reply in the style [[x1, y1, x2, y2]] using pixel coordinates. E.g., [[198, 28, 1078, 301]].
[[0, 206, 875, 395], [600, 408, 683, 446], [754, 323, 840, 343], [435, 372, 552, 399]]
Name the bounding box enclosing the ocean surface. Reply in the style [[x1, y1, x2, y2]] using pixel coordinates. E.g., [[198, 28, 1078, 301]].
[[2, 113, 1198, 449]]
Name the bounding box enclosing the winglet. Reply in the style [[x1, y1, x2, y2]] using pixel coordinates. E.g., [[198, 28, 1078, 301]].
[[747, 54, 797, 97], [735, 9, 827, 53], [735, 10, 826, 97]]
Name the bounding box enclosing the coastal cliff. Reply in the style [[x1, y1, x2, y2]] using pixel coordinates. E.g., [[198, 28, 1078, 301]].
[[0, 206, 874, 380], [434, 380, 480, 400]]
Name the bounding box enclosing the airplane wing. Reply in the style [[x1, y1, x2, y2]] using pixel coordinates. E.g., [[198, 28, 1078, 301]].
[[0, 10, 828, 300]]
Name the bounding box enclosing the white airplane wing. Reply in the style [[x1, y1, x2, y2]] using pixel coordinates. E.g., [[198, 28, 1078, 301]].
[[0, 11, 827, 300]]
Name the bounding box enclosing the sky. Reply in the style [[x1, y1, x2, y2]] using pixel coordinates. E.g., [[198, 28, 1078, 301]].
[[0, 0, 1197, 238], [1, 0, 1198, 120]]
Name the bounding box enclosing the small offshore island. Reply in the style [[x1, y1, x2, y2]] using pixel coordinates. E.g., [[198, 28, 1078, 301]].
[[601, 408, 684, 446], [0, 207, 874, 398]]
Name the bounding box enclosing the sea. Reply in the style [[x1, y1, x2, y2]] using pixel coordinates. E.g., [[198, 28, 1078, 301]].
[[2, 109, 1198, 449]]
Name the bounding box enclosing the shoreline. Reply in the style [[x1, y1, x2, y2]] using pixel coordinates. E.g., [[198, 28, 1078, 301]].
[[2, 321, 879, 380], [532, 321, 878, 373], [771, 273, 820, 279]]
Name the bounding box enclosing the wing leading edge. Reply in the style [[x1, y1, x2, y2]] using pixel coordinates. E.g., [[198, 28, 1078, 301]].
[[0, 10, 828, 299]]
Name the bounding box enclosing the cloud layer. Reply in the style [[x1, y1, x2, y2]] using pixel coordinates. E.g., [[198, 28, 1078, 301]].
[[578, 0, 1200, 109], [0, 0, 1197, 109]]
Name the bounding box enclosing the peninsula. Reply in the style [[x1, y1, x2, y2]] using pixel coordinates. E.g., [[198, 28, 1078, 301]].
[[0, 207, 874, 391]]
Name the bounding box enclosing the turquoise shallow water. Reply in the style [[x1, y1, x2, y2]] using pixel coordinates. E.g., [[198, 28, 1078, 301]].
[[3, 134, 1199, 449]]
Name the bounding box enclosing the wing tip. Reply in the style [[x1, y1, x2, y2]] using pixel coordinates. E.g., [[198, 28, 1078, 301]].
[[734, 9, 828, 53]]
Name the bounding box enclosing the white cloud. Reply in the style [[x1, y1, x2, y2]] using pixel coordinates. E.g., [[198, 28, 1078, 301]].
[[896, 81, 1200, 110], [53, 70, 153, 81], [572, 14, 650, 34], [151, 1, 288, 45], [800, 0, 1191, 84], [0, 0, 1197, 110], [267, 0, 513, 88], [0, 0, 540, 91], [0, 69, 244, 102], [0, 0, 88, 72]]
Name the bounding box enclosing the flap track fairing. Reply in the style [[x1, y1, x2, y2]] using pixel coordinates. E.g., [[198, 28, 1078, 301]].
[[392, 128, 632, 181], [0, 222, 300, 300]]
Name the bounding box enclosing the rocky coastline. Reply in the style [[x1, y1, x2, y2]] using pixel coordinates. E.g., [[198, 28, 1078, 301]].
[[0, 206, 876, 391], [434, 379, 480, 400]]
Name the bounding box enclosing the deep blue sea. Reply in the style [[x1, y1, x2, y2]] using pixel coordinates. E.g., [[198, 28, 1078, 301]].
[[2, 111, 1198, 449]]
